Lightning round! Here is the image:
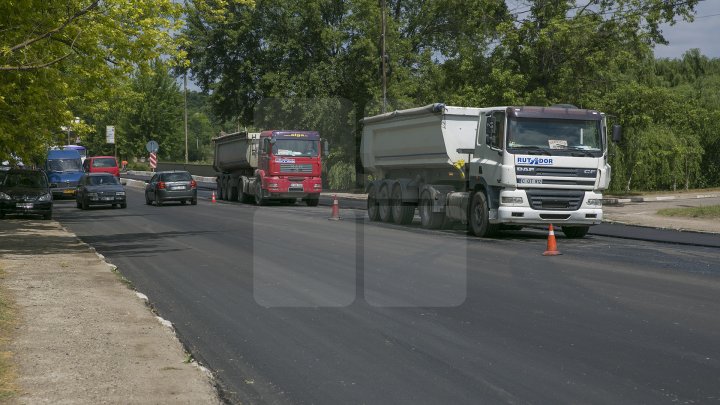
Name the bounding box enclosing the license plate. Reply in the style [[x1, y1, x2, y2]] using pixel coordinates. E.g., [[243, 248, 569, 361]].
[[291, 183, 303, 188], [101, 197, 114, 201], [16, 203, 33, 209], [63, 189, 74, 194], [171, 186, 185, 190]]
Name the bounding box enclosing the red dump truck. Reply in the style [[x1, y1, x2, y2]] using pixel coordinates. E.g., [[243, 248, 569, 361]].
[[213, 130, 325, 206]]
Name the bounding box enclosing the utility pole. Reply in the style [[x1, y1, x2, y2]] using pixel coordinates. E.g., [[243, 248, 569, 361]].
[[381, 0, 387, 113], [184, 72, 189, 164]]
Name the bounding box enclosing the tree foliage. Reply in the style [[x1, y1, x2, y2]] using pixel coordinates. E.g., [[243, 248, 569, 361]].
[[0, 0, 183, 164]]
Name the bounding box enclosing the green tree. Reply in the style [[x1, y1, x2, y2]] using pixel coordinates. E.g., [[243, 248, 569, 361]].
[[0, 0, 183, 164]]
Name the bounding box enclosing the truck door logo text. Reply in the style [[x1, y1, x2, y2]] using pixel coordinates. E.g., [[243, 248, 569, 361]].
[[516, 156, 554, 166]]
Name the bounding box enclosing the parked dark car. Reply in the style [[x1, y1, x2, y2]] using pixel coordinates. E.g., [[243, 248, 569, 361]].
[[0, 169, 53, 220], [145, 171, 197, 206], [75, 173, 127, 209]]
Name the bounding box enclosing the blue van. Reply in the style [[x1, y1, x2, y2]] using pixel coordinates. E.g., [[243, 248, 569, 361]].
[[46, 149, 83, 198]]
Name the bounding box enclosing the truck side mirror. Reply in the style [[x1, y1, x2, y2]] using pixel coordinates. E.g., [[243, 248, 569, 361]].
[[612, 124, 622, 143], [323, 140, 329, 157]]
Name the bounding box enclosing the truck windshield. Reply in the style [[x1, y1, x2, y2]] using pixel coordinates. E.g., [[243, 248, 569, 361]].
[[272, 140, 318, 157], [48, 159, 82, 172], [507, 118, 602, 151]]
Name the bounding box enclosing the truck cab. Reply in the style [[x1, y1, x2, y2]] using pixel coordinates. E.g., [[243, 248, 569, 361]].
[[254, 130, 323, 205], [468, 106, 615, 237]]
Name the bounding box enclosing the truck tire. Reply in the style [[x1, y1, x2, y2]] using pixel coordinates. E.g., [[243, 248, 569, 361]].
[[216, 179, 224, 200], [562, 226, 589, 238], [391, 184, 414, 225], [305, 197, 319, 207], [229, 185, 239, 201], [419, 190, 444, 229], [377, 184, 393, 223], [367, 186, 380, 221], [469, 192, 498, 237], [255, 178, 266, 206]]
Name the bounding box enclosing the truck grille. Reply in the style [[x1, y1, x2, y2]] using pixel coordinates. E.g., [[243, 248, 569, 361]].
[[280, 164, 312, 173], [525, 189, 585, 211]]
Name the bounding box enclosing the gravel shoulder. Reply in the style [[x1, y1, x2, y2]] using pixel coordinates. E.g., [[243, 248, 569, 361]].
[[0, 219, 220, 404]]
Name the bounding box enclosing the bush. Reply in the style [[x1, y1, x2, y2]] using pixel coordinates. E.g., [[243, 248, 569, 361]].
[[126, 161, 150, 171], [327, 161, 356, 191]]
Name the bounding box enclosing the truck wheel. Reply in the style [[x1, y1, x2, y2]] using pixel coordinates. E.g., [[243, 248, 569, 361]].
[[216, 179, 224, 200], [419, 190, 444, 229], [391, 185, 414, 225], [230, 185, 239, 201], [469, 192, 498, 237], [255, 179, 266, 206], [305, 197, 319, 207], [562, 226, 589, 238], [377, 184, 393, 223], [367, 186, 380, 221]]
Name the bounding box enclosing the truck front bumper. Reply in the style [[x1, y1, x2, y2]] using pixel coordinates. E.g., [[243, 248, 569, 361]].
[[494, 206, 603, 225], [492, 189, 603, 226], [262, 176, 322, 199]]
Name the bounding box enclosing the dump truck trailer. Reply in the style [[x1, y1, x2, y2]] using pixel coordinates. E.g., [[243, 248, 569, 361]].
[[361, 104, 620, 238]]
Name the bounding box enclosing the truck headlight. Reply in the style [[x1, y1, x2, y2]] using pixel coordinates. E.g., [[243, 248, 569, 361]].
[[586, 198, 602, 207], [37, 193, 52, 202], [314, 184, 322, 189], [501, 196, 523, 205]]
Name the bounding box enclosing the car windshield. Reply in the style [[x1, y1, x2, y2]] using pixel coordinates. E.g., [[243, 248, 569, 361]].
[[507, 118, 602, 151], [48, 158, 82, 172], [2, 172, 47, 188], [89, 175, 119, 186], [272, 140, 318, 157], [92, 158, 117, 168], [162, 172, 192, 182]]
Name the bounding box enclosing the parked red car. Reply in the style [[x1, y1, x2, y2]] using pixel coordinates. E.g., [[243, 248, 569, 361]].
[[83, 156, 120, 177]]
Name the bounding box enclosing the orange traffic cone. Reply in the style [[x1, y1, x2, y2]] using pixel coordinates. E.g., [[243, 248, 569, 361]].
[[542, 224, 561, 256], [328, 195, 340, 220], [211, 191, 216, 203]]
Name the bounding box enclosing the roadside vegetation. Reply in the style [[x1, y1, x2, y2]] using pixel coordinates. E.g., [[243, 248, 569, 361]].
[[657, 205, 720, 219], [4, 1, 720, 193]]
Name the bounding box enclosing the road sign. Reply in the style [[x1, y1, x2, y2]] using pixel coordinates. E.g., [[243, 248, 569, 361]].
[[106, 126, 115, 144], [149, 152, 157, 169], [146, 140, 159, 153]]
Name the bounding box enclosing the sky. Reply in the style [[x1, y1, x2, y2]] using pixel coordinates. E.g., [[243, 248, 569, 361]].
[[654, 0, 720, 59]]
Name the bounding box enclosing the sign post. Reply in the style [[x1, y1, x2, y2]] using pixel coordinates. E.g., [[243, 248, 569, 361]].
[[146, 140, 159, 172], [106, 125, 116, 159]]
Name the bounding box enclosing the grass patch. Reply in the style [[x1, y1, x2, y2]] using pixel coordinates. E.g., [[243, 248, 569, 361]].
[[0, 269, 18, 401], [657, 205, 720, 218]]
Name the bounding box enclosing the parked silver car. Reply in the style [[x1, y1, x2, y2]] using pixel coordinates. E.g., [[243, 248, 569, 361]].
[[145, 171, 197, 206]]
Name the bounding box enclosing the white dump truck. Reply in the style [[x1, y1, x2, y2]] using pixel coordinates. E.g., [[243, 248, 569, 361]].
[[360, 104, 621, 238]]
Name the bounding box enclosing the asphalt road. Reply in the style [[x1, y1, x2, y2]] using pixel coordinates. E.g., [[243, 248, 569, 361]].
[[54, 189, 720, 404]]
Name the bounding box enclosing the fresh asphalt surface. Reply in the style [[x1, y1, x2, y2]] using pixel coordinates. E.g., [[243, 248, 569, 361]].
[[53, 188, 720, 404]]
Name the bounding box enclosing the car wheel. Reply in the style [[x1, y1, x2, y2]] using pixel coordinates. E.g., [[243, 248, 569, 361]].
[[120, 203, 127, 209], [0, 212, 5, 220], [145, 192, 152, 205], [191, 198, 197, 206], [76, 199, 81, 209], [43, 212, 52, 220], [181, 200, 187, 205], [155, 194, 163, 206], [81, 198, 88, 210]]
